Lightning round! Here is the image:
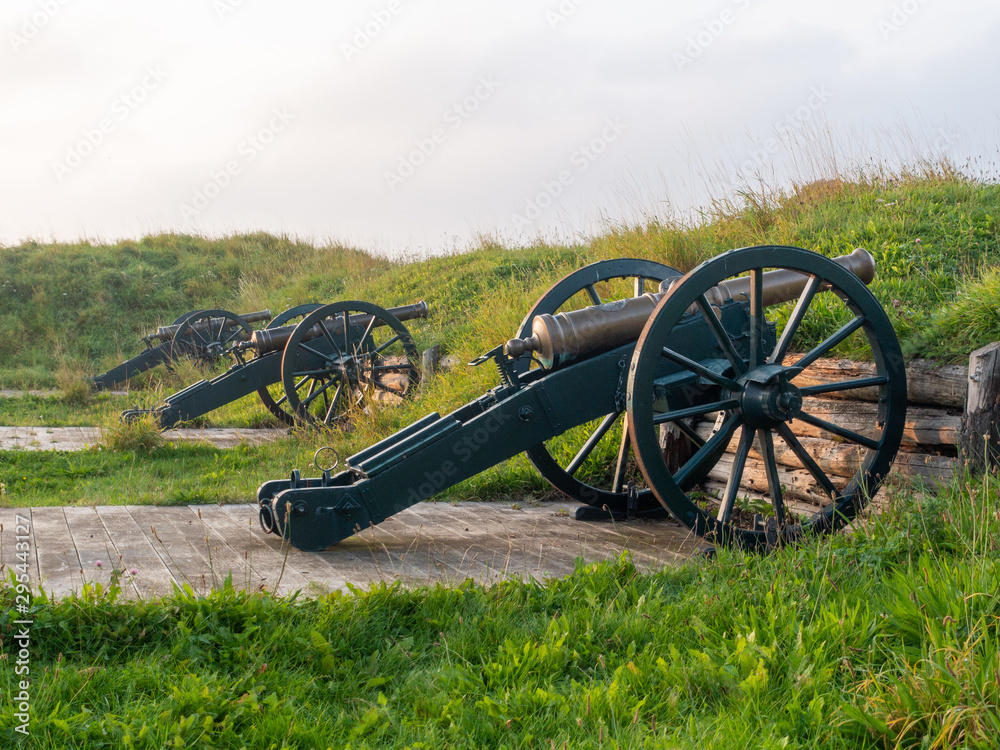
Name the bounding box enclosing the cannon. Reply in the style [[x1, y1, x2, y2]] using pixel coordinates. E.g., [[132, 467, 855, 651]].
[[121, 300, 429, 428], [256, 246, 906, 551], [89, 308, 272, 391]]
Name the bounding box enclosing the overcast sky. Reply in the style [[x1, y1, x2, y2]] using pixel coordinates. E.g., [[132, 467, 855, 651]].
[[3, 0, 998, 256]]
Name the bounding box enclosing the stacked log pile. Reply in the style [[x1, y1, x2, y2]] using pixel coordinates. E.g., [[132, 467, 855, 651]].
[[688, 356, 970, 508]]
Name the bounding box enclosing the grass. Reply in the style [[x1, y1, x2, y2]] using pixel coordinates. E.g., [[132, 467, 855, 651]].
[[2, 469, 999, 748]]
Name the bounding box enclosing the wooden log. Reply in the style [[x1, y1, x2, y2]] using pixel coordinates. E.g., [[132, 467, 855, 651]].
[[797, 397, 961, 447], [420, 344, 441, 386], [369, 355, 413, 404], [784, 354, 967, 408], [694, 423, 956, 484], [960, 342, 1000, 471], [691, 397, 960, 448]]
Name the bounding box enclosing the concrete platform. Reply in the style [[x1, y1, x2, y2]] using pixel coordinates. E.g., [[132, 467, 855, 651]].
[[0, 502, 699, 599]]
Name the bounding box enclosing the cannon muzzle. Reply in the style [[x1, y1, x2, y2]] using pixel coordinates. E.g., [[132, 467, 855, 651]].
[[249, 301, 429, 355], [149, 309, 272, 342], [505, 248, 875, 367]]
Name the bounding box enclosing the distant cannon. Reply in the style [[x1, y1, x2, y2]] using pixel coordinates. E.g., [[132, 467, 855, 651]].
[[257, 246, 906, 552], [89, 308, 272, 391], [121, 300, 429, 429]]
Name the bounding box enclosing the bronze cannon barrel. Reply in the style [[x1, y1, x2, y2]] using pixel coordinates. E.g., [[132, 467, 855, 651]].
[[504, 248, 875, 367], [250, 301, 430, 355], [151, 309, 272, 342]]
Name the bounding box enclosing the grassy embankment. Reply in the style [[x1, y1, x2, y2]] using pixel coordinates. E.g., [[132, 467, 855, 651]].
[[1, 171, 999, 507]]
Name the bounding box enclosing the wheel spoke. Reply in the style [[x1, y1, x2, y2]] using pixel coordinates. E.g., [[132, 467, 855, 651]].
[[758, 429, 787, 530], [671, 418, 706, 448], [769, 274, 822, 364], [360, 314, 378, 344], [319, 320, 341, 354], [341, 312, 351, 354], [301, 377, 338, 408], [221, 325, 245, 346], [303, 377, 317, 402], [653, 398, 740, 425], [373, 334, 401, 356], [368, 379, 403, 394], [611, 414, 631, 494], [749, 268, 765, 368], [660, 347, 742, 391], [585, 284, 601, 305], [293, 367, 341, 378], [674, 413, 742, 487], [193, 324, 211, 346], [774, 423, 838, 500], [566, 411, 622, 476], [323, 382, 344, 423], [298, 342, 332, 361], [695, 296, 746, 375], [794, 410, 880, 450], [797, 376, 888, 397], [717, 425, 753, 524], [634, 277, 645, 296], [794, 316, 866, 370]]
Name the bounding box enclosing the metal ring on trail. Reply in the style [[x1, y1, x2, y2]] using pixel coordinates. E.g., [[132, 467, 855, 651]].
[[314, 446, 341, 473]]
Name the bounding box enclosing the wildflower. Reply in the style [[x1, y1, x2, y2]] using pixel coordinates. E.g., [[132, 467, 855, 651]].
[[95, 560, 103, 568], [130, 568, 138, 575]]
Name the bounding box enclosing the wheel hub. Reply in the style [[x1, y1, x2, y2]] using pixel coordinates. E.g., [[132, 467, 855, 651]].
[[738, 365, 803, 428]]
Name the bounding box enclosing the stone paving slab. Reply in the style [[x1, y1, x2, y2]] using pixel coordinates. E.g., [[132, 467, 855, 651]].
[[0, 502, 699, 599], [0, 426, 289, 451]]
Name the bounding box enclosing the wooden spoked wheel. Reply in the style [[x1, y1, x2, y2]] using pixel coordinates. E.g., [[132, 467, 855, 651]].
[[170, 309, 253, 367], [627, 245, 907, 549], [281, 301, 419, 428], [515, 258, 681, 515]]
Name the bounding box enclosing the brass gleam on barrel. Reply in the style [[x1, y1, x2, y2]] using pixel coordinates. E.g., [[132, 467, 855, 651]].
[[250, 301, 430, 355], [504, 248, 876, 368], [152, 310, 272, 342]]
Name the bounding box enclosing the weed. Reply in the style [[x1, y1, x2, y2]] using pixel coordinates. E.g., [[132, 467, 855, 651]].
[[100, 414, 164, 454]]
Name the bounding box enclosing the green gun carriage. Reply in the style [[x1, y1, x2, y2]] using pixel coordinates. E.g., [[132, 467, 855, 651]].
[[257, 246, 906, 552], [89, 308, 274, 391], [121, 300, 429, 429]]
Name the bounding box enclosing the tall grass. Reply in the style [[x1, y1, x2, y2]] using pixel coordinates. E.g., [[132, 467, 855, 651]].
[[2, 469, 999, 748]]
